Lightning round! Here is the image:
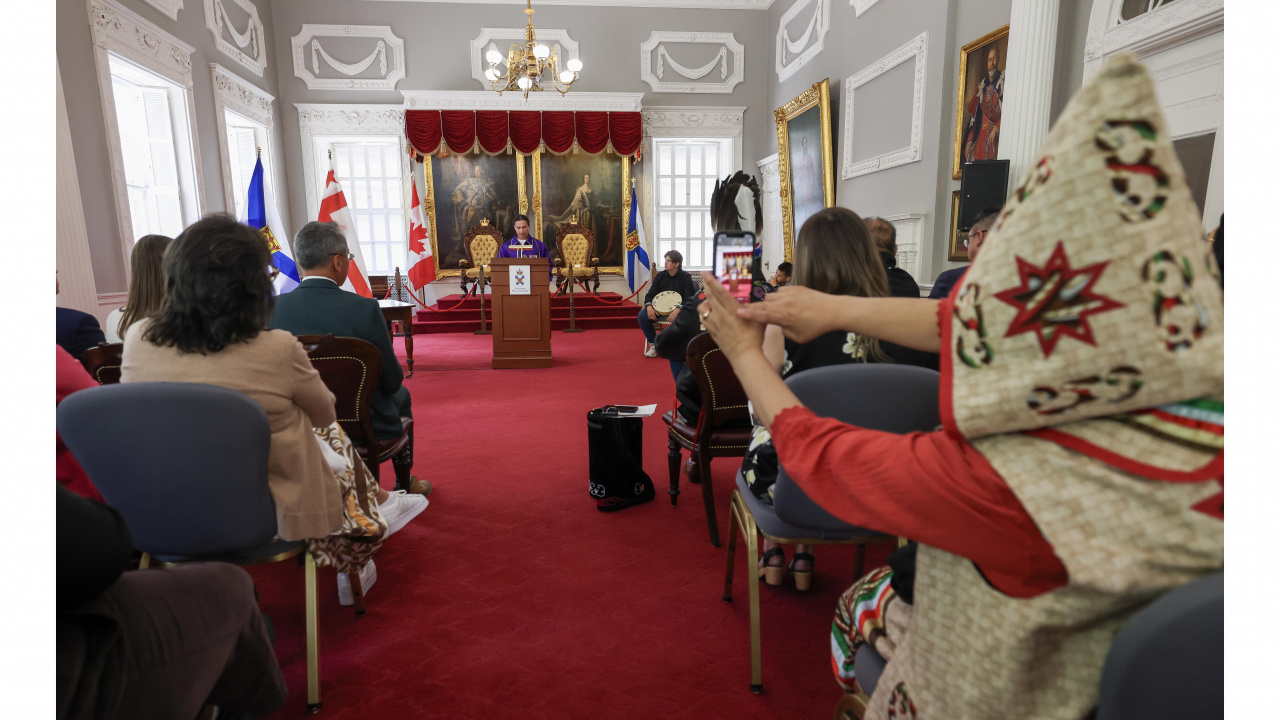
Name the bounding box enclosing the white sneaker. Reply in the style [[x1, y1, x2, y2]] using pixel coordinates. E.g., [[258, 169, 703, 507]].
[[338, 559, 377, 607], [379, 489, 428, 539], [644, 342, 658, 358]]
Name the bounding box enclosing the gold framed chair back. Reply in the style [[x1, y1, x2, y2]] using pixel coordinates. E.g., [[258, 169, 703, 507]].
[[460, 220, 504, 293], [554, 220, 601, 294]]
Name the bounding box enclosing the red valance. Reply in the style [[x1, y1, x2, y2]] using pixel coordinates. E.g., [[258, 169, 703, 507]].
[[405, 109, 642, 157]]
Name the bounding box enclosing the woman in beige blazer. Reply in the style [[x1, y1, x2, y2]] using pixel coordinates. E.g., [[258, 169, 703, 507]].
[[121, 215, 344, 541]]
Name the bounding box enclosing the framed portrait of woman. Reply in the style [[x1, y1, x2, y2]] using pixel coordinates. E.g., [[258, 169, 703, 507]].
[[775, 78, 835, 262], [953, 25, 1009, 179], [533, 150, 631, 274]]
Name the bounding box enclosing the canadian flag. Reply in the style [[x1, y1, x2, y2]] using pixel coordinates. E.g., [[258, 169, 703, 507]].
[[407, 164, 438, 306], [318, 165, 373, 298]]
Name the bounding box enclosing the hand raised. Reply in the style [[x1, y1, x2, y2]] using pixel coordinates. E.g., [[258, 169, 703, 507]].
[[697, 272, 765, 362], [734, 285, 841, 344]]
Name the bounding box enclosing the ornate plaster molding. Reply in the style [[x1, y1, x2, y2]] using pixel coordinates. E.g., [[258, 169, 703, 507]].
[[291, 25, 406, 90], [639, 32, 745, 94], [296, 103, 407, 219], [89, 0, 194, 87], [1084, 0, 1223, 79], [401, 90, 644, 112], [775, 0, 830, 83], [850, 0, 882, 16], [203, 0, 266, 77], [881, 212, 924, 281], [470, 28, 579, 87], [361, 0, 772, 7], [139, 0, 183, 21], [756, 153, 780, 186], [211, 64, 277, 213], [640, 106, 745, 136], [841, 31, 927, 179]]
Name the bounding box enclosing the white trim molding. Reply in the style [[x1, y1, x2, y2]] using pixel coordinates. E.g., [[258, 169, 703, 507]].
[[358, 0, 773, 7], [471, 28, 579, 87], [640, 32, 745, 94], [841, 31, 927, 179], [211, 64, 277, 214], [87, 0, 206, 280], [402, 90, 644, 112], [140, 0, 183, 21], [775, 0, 830, 83], [756, 153, 784, 272], [1084, 0, 1223, 80], [851, 0, 882, 16], [882, 212, 924, 282], [291, 25, 406, 90], [295, 104, 407, 220], [203, 0, 266, 77]]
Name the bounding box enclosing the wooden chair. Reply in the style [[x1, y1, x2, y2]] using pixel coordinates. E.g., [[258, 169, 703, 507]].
[[80, 342, 124, 385], [553, 219, 601, 295], [298, 334, 414, 492], [368, 274, 390, 300], [459, 220, 503, 295], [662, 332, 752, 547]]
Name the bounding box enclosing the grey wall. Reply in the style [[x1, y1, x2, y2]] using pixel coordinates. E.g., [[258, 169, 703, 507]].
[[59, 0, 287, 294], [267, 0, 770, 234]]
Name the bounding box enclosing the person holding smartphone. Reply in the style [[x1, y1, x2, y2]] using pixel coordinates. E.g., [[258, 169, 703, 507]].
[[638, 250, 696, 358]]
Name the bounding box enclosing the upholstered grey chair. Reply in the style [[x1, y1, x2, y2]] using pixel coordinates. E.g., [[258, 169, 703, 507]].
[[723, 363, 941, 693], [57, 382, 340, 714]]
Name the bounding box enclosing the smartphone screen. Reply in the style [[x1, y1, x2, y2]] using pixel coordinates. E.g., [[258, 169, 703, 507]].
[[711, 231, 756, 300]]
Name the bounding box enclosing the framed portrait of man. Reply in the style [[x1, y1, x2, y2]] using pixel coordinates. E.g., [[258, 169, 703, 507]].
[[948, 190, 967, 261], [533, 150, 629, 273], [775, 78, 835, 262], [953, 25, 1009, 180], [422, 150, 527, 277]]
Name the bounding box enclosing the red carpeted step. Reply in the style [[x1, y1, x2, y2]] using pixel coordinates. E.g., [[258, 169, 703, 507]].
[[413, 293, 643, 334]]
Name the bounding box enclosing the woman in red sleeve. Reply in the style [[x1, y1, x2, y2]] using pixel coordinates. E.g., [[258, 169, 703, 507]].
[[57, 345, 104, 502], [696, 55, 1223, 720]]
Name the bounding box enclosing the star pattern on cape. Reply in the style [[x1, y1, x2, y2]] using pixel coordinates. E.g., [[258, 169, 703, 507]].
[[994, 241, 1125, 358]]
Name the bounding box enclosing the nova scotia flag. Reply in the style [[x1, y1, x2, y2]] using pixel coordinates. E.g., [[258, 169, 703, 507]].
[[241, 157, 299, 294]]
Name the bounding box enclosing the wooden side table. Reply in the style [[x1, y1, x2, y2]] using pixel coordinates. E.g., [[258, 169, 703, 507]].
[[378, 299, 415, 377]]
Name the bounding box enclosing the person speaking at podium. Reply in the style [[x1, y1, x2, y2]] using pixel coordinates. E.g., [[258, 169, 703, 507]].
[[498, 215, 551, 279]]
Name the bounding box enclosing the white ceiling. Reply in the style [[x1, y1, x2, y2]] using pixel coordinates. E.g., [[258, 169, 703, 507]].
[[357, 0, 776, 10]]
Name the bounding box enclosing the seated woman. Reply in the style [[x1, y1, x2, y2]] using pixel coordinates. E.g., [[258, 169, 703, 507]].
[[696, 56, 1223, 718], [105, 233, 171, 343], [742, 207, 899, 591], [121, 214, 426, 605]]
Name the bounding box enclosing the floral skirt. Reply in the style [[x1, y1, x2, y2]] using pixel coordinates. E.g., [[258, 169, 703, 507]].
[[306, 423, 387, 575]]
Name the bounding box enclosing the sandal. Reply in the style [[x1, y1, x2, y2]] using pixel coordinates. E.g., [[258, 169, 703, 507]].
[[759, 547, 786, 586], [789, 552, 815, 591]]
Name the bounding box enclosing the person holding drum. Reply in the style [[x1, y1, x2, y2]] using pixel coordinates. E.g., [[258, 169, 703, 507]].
[[638, 250, 697, 360]]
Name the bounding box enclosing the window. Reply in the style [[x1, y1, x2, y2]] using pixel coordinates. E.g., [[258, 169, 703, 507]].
[[330, 142, 405, 275], [1118, 0, 1181, 23], [224, 111, 274, 221], [108, 54, 199, 242], [653, 139, 731, 271]]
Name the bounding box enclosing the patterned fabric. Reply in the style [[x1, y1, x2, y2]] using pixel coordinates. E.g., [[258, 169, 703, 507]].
[[831, 566, 912, 692], [939, 54, 1223, 442], [469, 236, 500, 267], [306, 423, 387, 575]]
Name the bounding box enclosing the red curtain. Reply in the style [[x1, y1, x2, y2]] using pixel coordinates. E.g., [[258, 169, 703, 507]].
[[405, 109, 642, 157]]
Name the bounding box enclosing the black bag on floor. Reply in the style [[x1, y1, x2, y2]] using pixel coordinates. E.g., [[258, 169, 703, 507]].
[[586, 407, 655, 512]]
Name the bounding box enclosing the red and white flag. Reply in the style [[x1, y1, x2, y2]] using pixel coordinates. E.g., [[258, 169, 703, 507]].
[[318, 165, 373, 298], [407, 164, 438, 306]]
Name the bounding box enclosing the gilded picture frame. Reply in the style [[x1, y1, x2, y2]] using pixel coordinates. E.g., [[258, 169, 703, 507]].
[[775, 78, 836, 262], [948, 190, 967, 261], [421, 150, 529, 279], [531, 148, 631, 275], [953, 24, 1010, 180]]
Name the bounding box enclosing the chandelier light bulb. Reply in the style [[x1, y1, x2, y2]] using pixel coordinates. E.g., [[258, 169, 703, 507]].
[[484, 68, 499, 81], [533, 44, 549, 60], [517, 76, 532, 90], [559, 70, 574, 84], [486, 47, 503, 65], [566, 58, 583, 73]]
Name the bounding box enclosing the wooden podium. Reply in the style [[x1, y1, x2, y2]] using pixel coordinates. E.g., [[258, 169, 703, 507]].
[[488, 257, 552, 369]]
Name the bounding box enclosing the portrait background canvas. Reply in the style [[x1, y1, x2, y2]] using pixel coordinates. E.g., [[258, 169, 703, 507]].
[[786, 105, 827, 238], [538, 153, 626, 269], [953, 25, 1009, 179], [429, 151, 522, 272]]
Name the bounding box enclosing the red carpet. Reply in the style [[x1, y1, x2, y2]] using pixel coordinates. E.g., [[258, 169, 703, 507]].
[[248, 329, 890, 718]]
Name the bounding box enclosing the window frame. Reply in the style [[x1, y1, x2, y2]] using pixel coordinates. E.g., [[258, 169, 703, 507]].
[[650, 138, 733, 272], [328, 140, 409, 276], [89, 0, 205, 283], [211, 64, 283, 237]]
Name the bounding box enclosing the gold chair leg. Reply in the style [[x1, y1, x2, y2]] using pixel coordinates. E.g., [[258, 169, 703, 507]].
[[723, 491, 741, 602], [745, 513, 763, 694], [305, 552, 322, 714], [138, 552, 151, 569]]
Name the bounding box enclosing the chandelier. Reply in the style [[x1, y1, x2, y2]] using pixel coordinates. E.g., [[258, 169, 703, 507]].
[[484, 0, 583, 98]]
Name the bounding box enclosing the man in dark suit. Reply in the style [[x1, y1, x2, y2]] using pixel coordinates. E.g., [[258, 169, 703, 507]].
[[57, 273, 107, 359], [865, 218, 921, 299], [929, 205, 1000, 301], [271, 221, 429, 497]]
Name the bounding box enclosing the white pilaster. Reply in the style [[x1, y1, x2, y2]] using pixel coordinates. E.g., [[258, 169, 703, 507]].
[[56, 63, 101, 317], [997, 0, 1060, 193]]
